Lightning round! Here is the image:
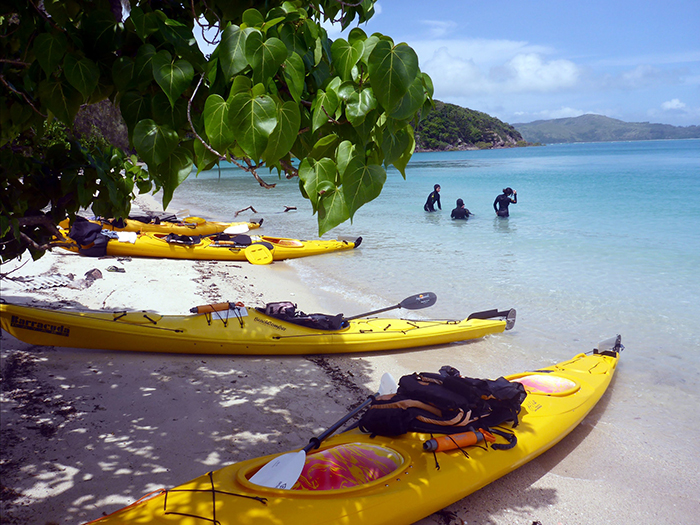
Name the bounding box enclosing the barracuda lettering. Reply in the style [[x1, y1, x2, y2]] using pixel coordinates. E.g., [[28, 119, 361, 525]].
[[253, 317, 286, 331], [10, 315, 70, 337]]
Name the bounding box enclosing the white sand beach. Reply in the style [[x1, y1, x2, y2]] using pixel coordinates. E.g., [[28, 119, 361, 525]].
[[1, 196, 695, 524]]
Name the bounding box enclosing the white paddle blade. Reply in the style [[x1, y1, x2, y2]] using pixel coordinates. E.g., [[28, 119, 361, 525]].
[[379, 372, 398, 395], [248, 450, 306, 489], [224, 224, 250, 234]]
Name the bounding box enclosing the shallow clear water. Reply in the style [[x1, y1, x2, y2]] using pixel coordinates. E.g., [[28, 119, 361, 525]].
[[169, 140, 700, 396]]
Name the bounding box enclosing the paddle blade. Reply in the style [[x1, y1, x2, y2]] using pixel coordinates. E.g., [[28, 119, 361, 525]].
[[249, 450, 306, 489], [245, 244, 273, 265], [505, 308, 516, 330], [379, 372, 398, 395], [224, 224, 250, 234], [400, 292, 437, 310]]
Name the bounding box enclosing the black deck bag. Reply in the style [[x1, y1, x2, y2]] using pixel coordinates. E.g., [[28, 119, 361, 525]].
[[69, 217, 108, 257], [258, 302, 347, 331], [164, 233, 200, 245], [357, 370, 526, 439]]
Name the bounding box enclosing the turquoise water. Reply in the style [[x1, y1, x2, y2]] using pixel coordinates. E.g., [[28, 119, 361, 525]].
[[169, 140, 700, 395]]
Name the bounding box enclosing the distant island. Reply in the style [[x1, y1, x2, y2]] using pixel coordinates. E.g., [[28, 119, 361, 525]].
[[513, 114, 700, 144], [415, 100, 528, 151]]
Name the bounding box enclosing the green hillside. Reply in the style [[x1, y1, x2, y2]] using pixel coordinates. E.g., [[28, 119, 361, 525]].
[[513, 114, 700, 144], [416, 101, 527, 151]]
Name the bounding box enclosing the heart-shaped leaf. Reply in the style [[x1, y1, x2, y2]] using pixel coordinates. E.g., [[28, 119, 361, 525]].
[[382, 125, 413, 178], [133, 119, 179, 166], [311, 89, 339, 133], [245, 32, 288, 84], [263, 100, 300, 166], [112, 57, 134, 92], [119, 91, 150, 133], [331, 38, 362, 81], [368, 41, 419, 112], [37, 79, 82, 125], [152, 50, 194, 108], [283, 52, 305, 103], [345, 86, 377, 126], [34, 33, 67, 76], [134, 44, 157, 86], [152, 147, 193, 209], [63, 53, 100, 100], [389, 74, 426, 121], [342, 156, 387, 219], [228, 91, 277, 161], [203, 94, 235, 153], [219, 25, 253, 79], [318, 189, 349, 235], [299, 157, 337, 213]]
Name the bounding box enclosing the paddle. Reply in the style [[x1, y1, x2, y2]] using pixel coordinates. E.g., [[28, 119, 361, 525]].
[[223, 224, 250, 234], [249, 372, 398, 489], [467, 308, 517, 330], [344, 292, 437, 321], [245, 243, 273, 265]]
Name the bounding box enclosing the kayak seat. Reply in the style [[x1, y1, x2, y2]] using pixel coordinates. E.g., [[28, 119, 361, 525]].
[[164, 233, 201, 245], [292, 443, 403, 491], [511, 373, 579, 396]]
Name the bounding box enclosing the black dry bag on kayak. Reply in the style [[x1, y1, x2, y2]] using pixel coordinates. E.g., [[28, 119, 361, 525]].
[[69, 217, 108, 257], [357, 368, 526, 448]]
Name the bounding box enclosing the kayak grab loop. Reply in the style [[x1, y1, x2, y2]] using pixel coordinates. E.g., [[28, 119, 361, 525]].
[[163, 471, 267, 523]]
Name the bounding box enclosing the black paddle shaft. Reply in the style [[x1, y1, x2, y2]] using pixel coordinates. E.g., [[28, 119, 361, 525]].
[[345, 292, 437, 321], [303, 394, 377, 453]]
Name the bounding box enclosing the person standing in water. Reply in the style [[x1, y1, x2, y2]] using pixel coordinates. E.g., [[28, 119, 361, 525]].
[[451, 198, 471, 219], [494, 187, 517, 217], [424, 184, 441, 212]]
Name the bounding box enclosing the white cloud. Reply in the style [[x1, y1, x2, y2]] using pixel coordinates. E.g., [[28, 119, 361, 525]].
[[661, 98, 686, 110], [422, 20, 458, 39], [495, 54, 580, 92]]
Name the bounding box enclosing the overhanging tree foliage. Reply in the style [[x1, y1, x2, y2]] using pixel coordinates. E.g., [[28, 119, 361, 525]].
[[0, 0, 433, 262]]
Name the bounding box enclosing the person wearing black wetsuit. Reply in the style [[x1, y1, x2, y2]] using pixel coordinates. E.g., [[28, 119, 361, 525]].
[[451, 198, 471, 219], [424, 184, 441, 212], [494, 187, 517, 217]]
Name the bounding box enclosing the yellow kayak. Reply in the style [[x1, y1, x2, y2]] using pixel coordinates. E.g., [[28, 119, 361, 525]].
[[0, 297, 514, 355], [84, 339, 622, 525], [58, 216, 262, 235], [56, 228, 361, 263]]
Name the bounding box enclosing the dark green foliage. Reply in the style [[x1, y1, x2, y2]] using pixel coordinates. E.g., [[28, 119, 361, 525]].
[[416, 100, 524, 151]]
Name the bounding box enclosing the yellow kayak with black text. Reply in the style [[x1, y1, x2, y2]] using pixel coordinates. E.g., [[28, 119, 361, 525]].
[[83, 339, 621, 525]]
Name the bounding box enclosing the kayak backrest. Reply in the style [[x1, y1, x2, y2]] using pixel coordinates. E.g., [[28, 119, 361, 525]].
[[292, 443, 402, 491]]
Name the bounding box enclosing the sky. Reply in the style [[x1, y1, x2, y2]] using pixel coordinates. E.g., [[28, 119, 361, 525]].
[[324, 0, 700, 126]]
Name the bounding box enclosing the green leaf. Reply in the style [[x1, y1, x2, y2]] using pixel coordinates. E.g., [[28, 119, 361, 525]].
[[151, 92, 188, 129], [134, 44, 157, 85], [242, 8, 265, 28], [336, 140, 354, 176], [63, 54, 100, 100], [346, 86, 377, 126], [34, 33, 67, 76], [194, 139, 220, 175], [245, 32, 288, 85], [120, 91, 150, 133], [130, 7, 159, 41], [382, 126, 412, 177], [311, 89, 339, 133], [133, 119, 179, 166], [219, 25, 253, 79], [203, 94, 234, 153], [37, 79, 82, 125], [308, 134, 339, 162], [368, 41, 419, 111], [112, 57, 135, 92], [283, 52, 305, 103], [153, 147, 193, 209], [298, 157, 337, 213], [152, 50, 194, 108], [331, 38, 362, 81], [228, 92, 277, 161], [389, 74, 426, 120], [342, 157, 386, 219], [318, 189, 349, 235], [263, 100, 300, 166]]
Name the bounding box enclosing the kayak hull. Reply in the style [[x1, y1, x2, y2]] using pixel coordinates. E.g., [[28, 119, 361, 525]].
[[57, 230, 360, 261], [85, 349, 620, 524], [59, 217, 261, 236], [0, 303, 508, 355]]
